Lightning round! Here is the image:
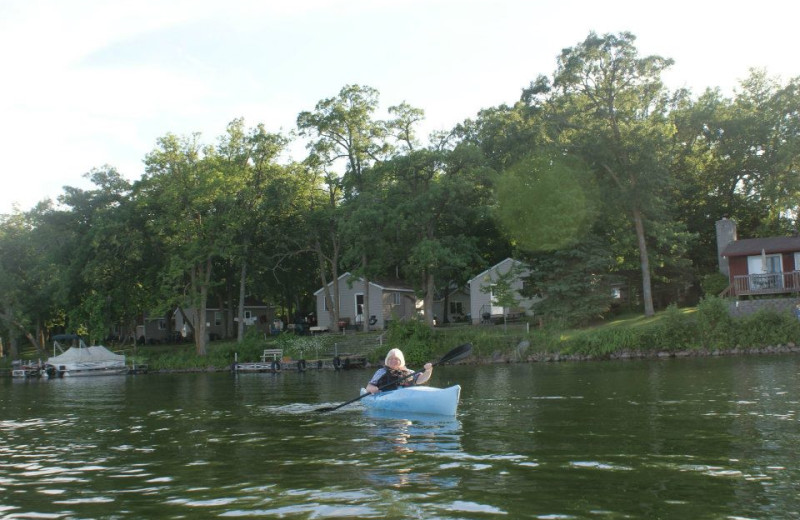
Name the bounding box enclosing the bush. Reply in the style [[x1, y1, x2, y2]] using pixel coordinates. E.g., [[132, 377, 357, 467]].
[[657, 304, 698, 351], [562, 327, 642, 357], [695, 296, 733, 350], [733, 308, 800, 348], [386, 320, 435, 365], [700, 272, 730, 297], [271, 333, 337, 361]]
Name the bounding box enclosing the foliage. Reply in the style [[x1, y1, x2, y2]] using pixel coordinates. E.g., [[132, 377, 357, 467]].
[[657, 304, 698, 350], [700, 273, 730, 297], [543, 31, 679, 317], [494, 153, 596, 251], [695, 296, 733, 350], [385, 320, 435, 366], [523, 235, 616, 327], [3, 31, 800, 360], [671, 70, 800, 274], [733, 309, 800, 348], [270, 333, 338, 361], [37, 303, 800, 373]]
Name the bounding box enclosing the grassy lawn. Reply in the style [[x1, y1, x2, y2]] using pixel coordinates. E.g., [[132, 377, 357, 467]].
[[7, 302, 800, 371]]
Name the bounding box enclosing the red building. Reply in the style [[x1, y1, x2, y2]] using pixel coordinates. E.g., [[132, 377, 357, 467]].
[[716, 218, 800, 297]]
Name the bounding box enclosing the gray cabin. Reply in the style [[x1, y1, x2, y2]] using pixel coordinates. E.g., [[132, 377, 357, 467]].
[[314, 273, 417, 331]]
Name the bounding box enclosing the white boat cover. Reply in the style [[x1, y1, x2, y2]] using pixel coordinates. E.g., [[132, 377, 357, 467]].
[[47, 345, 125, 365]]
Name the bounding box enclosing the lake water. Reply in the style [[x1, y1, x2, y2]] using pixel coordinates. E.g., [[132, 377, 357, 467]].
[[2, 355, 799, 519]]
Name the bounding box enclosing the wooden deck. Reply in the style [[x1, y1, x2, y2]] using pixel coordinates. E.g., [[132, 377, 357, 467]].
[[728, 272, 800, 297]]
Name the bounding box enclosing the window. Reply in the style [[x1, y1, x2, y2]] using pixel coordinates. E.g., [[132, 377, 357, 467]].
[[244, 310, 252, 320], [393, 293, 402, 305], [765, 254, 782, 274], [214, 311, 223, 326], [158, 319, 167, 330], [449, 301, 463, 315]]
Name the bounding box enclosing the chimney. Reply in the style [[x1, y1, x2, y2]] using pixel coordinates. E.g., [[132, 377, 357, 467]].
[[715, 218, 737, 277]]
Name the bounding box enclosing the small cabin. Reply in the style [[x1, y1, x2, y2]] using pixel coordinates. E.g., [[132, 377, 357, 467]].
[[716, 218, 800, 297]]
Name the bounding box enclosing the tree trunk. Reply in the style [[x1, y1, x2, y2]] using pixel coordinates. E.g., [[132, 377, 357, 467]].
[[362, 254, 370, 332], [315, 238, 340, 329], [237, 257, 246, 342], [0, 308, 45, 357], [192, 257, 213, 356], [633, 207, 655, 316], [424, 271, 435, 326]]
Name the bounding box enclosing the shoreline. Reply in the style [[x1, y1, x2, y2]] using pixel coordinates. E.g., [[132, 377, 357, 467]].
[[5, 344, 799, 377], [480, 343, 800, 364]]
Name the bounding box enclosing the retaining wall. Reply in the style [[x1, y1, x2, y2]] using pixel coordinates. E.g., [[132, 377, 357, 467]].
[[728, 297, 800, 318]]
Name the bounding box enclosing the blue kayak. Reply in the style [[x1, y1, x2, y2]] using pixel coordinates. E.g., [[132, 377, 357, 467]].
[[360, 385, 461, 416]]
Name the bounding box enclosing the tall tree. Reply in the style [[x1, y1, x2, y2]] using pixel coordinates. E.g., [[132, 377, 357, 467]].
[[213, 118, 290, 342], [297, 85, 391, 330], [542, 31, 678, 316], [382, 137, 490, 325], [139, 133, 232, 355], [0, 208, 57, 356], [672, 70, 800, 275]]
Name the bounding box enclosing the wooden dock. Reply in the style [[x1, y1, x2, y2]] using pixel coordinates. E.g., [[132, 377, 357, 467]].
[[231, 349, 367, 373]]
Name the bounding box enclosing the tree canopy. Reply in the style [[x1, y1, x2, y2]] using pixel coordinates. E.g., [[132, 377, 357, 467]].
[[2, 31, 799, 352]]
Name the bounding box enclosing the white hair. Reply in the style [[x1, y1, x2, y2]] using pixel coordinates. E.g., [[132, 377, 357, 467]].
[[384, 348, 405, 367]]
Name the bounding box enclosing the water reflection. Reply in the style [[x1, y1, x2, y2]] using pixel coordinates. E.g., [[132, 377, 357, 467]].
[[2, 358, 800, 518], [356, 410, 464, 494]]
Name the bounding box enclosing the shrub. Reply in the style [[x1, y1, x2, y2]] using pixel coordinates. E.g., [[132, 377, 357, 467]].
[[386, 320, 435, 365], [271, 333, 337, 361], [700, 272, 730, 297], [657, 304, 698, 351], [696, 296, 733, 350], [733, 308, 800, 348]]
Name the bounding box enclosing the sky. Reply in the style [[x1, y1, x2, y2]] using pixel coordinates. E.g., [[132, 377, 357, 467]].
[[1, 0, 799, 215]]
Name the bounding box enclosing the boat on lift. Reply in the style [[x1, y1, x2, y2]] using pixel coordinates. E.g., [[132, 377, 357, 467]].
[[44, 334, 127, 378]]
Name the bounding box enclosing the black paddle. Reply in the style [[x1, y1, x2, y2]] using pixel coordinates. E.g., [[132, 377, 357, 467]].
[[315, 342, 472, 413]]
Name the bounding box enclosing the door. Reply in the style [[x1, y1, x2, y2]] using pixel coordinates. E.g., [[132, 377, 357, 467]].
[[747, 253, 782, 290], [355, 293, 364, 325]]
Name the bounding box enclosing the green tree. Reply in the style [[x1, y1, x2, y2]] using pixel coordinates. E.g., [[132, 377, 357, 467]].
[[383, 139, 490, 325], [0, 208, 57, 356], [57, 166, 159, 345], [541, 31, 678, 316], [211, 118, 293, 342], [298, 85, 392, 329], [523, 236, 616, 327], [494, 153, 596, 252], [478, 262, 521, 331], [671, 70, 800, 275], [139, 132, 234, 355]]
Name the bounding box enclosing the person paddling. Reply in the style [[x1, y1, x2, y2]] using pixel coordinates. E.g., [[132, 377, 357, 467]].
[[365, 348, 433, 394]]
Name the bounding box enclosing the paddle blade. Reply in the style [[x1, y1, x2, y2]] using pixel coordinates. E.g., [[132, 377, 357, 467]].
[[435, 343, 472, 366]]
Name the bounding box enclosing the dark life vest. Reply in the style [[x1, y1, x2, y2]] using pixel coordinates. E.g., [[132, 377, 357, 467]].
[[376, 368, 413, 391]]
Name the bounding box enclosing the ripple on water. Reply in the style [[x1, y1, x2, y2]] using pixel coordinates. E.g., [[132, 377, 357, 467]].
[[568, 461, 634, 471], [440, 500, 508, 515], [220, 504, 381, 518], [53, 496, 115, 505]]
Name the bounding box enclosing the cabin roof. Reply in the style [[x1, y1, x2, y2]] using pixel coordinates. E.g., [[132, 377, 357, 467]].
[[722, 237, 800, 257]]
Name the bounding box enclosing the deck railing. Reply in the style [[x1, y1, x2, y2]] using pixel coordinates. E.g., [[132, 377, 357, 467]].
[[731, 271, 800, 296]]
